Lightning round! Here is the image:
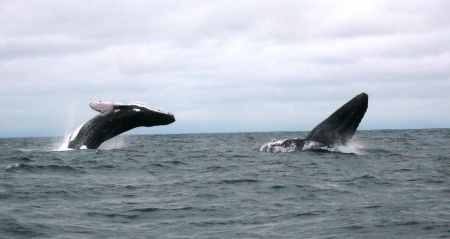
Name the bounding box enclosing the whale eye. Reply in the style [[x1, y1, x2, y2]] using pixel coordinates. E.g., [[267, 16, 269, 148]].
[[133, 108, 141, 112]]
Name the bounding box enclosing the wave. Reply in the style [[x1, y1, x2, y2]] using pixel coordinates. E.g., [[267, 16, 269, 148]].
[[0, 214, 50, 238], [220, 179, 259, 184], [2, 157, 34, 163], [4, 163, 79, 173], [130, 206, 194, 213]]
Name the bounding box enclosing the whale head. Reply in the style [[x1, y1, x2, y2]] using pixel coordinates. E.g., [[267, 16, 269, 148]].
[[134, 105, 176, 127], [89, 101, 175, 127], [304, 92, 368, 146]]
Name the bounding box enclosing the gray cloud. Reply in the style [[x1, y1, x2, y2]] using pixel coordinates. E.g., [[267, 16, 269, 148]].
[[1, 0, 449, 137]]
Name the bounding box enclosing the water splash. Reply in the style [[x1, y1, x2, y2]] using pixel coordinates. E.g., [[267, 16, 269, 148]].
[[52, 135, 73, 151], [304, 140, 365, 155], [261, 138, 365, 154], [334, 140, 365, 154], [52, 124, 83, 151], [302, 141, 328, 150], [53, 134, 127, 151], [98, 136, 127, 150], [260, 138, 301, 153]]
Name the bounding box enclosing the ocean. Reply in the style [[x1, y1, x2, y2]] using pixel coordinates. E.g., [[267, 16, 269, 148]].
[[1, 129, 449, 238]]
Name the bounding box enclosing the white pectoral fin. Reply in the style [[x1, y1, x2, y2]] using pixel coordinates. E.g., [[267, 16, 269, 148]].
[[89, 101, 118, 114]]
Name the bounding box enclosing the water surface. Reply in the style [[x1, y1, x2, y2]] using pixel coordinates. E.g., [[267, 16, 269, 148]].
[[1, 129, 449, 238]]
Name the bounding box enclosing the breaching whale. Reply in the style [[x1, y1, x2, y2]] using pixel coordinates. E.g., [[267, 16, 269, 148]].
[[260, 93, 368, 153], [68, 101, 175, 149]]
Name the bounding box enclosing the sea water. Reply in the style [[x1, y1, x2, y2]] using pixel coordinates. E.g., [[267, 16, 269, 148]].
[[1, 129, 449, 238]]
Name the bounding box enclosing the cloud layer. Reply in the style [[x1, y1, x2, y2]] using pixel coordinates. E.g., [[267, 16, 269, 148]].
[[1, 1, 449, 137]]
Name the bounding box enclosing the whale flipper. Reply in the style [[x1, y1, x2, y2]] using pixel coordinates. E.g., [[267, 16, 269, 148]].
[[89, 101, 127, 114]]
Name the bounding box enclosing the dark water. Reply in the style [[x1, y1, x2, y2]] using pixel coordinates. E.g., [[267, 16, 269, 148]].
[[1, 129, 449, 238]]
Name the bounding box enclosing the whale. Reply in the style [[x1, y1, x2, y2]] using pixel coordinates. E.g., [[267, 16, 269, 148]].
[[68, 101, 175, 149], [260, 92, 368, 153]]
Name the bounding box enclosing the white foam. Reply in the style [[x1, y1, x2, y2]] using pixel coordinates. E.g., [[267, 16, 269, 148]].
[[5, 163, 20, 170], [51, 135, 73, 151], [261, 138, 365, 154], [260, 138, 299, 153], [302, 141, 327, 150], [51, 125, 82, 151], [304, 140, 364, 154], [334, 140, 365, 154]]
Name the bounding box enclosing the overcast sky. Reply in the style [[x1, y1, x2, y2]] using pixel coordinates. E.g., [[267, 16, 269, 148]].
[[1, 0, 449, 137]]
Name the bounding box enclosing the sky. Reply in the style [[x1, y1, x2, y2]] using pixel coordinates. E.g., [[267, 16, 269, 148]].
[[1, 0, 450, 137]]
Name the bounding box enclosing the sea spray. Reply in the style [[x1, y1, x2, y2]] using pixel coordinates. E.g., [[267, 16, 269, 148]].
[[53, 134, 72, 151], [98, 136, 127, 150]]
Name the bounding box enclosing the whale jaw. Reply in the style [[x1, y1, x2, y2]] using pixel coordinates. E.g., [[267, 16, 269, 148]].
[[305, 93, 368, 146], [260, 93, 368, 153]]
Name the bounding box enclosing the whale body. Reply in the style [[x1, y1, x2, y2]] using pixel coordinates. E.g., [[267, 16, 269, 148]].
[[68, 101, 175, 149], [260, 93, 368, 152]]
